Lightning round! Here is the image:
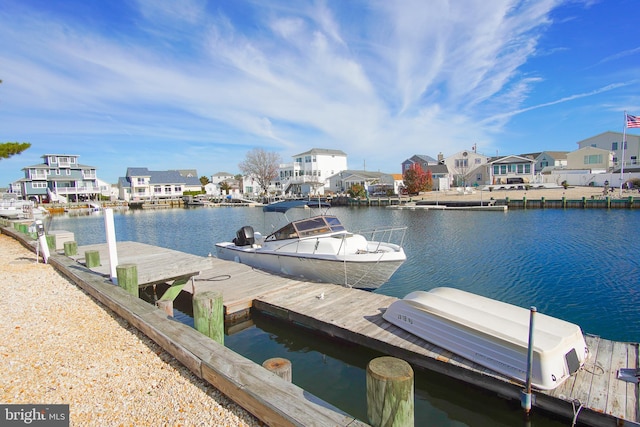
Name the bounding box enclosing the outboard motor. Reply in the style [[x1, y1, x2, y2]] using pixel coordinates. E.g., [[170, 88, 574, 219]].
[[233, 226, 255, 246]]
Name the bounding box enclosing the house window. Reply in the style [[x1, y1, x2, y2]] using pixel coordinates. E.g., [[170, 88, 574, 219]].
[[632, 156, 637, 165], [164, 185, 172, 193], [174, 186, 182, 192], [56, 169, 60, 175], [476, 173, 482, 181], [584, 154, 603, 165], [66, 169, 71, 175], [154, 186, 162, 194], [32, 182, 47, 189], [517, 164, 523, 174], [305, 156, 311, 163], [475, 158, 481, 164], [525, 164, 531, 173], [136, 178, 145, 185], [612, 142, 618, 150]]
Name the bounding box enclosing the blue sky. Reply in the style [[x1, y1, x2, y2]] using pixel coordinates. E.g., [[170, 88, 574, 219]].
[[1, 0, 639, 185]]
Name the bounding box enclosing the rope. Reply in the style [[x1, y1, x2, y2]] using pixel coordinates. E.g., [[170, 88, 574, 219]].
[[571, 399, 584, 427], [195, 274, 231, 282]]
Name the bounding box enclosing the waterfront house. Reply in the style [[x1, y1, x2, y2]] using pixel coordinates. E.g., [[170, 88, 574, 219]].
[[565, 146, 614, 173], [12, 154, 103, 203], [422, 163, 450, 191], [487, 155, 536, 186], [325, 170, 394, 195], [117, 168, 201, 201], [441, 150, 489, 188], [577, 131, 640, 172], [210, 172, 235, 186], [279, 148, 348, 196], [532, 151, 568, 174], [401, 154, 439, 174]]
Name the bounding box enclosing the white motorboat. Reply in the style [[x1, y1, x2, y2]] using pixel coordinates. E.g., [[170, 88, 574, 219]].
[[0, 198, 39, 219], [383, 287, 588, 390], [215, 200, 407, 290]]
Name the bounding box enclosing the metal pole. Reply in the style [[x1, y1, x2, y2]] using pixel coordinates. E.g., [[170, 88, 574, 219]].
[[521, 306, 536, 416]]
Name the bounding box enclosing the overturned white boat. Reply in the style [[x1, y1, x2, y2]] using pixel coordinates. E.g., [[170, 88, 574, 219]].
[[215, 200, 406, 290], [383, 287, 588, 390]]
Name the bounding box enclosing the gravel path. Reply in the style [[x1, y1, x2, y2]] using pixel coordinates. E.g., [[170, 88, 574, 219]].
[[0, 233, 263, 426]]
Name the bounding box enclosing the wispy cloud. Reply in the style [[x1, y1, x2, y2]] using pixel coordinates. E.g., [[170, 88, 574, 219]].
[[481, 81, 632, 125], [0, 0, 635, 183]]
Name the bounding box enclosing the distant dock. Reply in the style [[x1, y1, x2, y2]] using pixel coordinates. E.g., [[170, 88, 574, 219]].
[[2, 224, 638, 427]]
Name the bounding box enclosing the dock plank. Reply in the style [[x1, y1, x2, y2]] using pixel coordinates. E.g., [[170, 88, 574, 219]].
[[605, 341, 632, 418], [586, 337, 614, 413]]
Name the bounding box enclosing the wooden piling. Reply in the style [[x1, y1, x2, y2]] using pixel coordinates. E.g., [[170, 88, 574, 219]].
[[193, 291, 224, 345], [85, 250, 101, 268], [46, 235, 56, 250], [366, 356, 414, 427], [263, 358, 292, 382], [63, 241, 78, 256], [116, 263, 138, 297]]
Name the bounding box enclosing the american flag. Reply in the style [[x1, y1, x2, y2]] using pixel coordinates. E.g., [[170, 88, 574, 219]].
[[627, 114, 640, 128]]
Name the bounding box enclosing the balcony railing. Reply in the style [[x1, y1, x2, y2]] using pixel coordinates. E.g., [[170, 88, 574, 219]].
[[54, 186, 99, 195]]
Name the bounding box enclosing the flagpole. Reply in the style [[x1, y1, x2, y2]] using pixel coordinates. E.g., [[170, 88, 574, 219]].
[[621, 111, 627, 196]]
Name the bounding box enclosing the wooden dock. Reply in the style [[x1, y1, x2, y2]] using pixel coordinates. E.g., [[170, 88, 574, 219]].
[[188, 270, 639, 426], [54, 240, 640, 426], [72, 241, 216, 286]]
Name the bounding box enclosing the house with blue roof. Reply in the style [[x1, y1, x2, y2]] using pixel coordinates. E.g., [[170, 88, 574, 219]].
[[11, 154, 106, 203], [118, 168, 202, 201]]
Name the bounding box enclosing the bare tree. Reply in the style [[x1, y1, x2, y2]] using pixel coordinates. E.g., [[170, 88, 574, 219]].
[[238, 148, 281, 195]]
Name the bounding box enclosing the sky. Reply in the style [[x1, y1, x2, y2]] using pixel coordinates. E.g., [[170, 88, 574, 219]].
[[1, 0, 639, 185]]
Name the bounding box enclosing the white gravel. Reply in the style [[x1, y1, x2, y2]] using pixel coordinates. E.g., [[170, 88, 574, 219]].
[[0, 233, 264, 427]]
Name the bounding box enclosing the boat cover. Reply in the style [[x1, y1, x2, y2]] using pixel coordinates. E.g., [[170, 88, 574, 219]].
[[263, 200, 330, 213]]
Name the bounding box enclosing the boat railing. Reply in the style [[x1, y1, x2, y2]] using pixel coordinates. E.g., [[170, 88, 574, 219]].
[[357, 226, 407, 252]]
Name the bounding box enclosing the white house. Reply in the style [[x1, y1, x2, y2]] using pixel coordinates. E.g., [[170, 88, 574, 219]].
[[487, 155, 536, 185], [210, 172, 235, 185], [442, 149, 489, 187], [279, 148, 348, 196], [577, 131, 640, 172], [326, 170, 399, 195], [117, 168, 201, 201]]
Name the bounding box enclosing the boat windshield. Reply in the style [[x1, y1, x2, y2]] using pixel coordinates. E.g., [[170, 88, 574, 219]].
[[267, 215, 345, 241]]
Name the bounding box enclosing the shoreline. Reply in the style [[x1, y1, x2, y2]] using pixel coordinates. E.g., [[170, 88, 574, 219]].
[[0, 233, 262, 426], [398, 185, 636, 203]]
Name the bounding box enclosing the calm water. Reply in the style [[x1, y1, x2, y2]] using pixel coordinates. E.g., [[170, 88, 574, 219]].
[[49, 206, 640, 426]]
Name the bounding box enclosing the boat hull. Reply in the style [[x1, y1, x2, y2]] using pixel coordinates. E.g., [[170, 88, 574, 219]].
[[215, 242, 405, 290], [383, 287, 589, 390]]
